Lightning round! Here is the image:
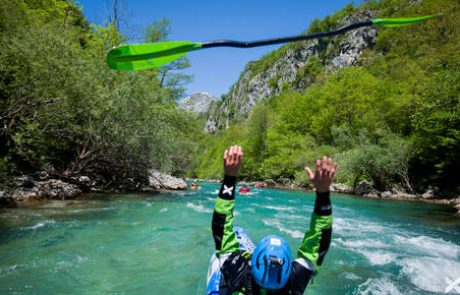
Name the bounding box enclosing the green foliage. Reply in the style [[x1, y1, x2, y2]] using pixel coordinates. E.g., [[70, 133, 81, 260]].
[[195, 0, 460, 194], [307, 3, 356, 34], [294, 56, 323, 86], [412, 54, 460, 191], [194, 125, 246, 179], [259, 130, 317, 180], [143, 18, 193, 100], [336, 131, 412, 191], [246, 46, 289, 78], [268, 74, 281, 91], [309, 68, 381, 143], [242, 104, 269, 179], [0, 0, 199, 184], [246, 2, 356, 80], [0, 156, 16, 187], [144, 18, 171, 43]]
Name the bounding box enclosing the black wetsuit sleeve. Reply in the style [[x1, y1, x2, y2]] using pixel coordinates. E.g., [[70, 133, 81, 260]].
[[212, 175, 239, 253], [285, 191, 333, 294], [212, 176, 251, 294], [297, 191, 333, 266], [278, 261, 315, 295]]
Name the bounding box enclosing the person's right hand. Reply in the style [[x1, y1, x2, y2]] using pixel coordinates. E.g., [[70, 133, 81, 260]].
[[305, 156, 337, 193], [223, 145, 243, 177]]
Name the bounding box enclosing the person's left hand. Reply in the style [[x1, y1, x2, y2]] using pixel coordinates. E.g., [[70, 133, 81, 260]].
[[305, 156, 337, 193], [223, 145, 243, 177]]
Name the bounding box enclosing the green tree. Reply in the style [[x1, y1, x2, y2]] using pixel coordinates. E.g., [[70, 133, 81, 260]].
[[412, 56, 460, 192], [144, 18, 192, 101], [336, 131, 413, 191], [0, 0, 201, 187], [193, 0, 460, 195]]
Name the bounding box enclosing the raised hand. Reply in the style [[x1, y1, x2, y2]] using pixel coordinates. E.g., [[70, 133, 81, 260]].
[[223, 145, 243, 177], [305, 156, 337, 193]]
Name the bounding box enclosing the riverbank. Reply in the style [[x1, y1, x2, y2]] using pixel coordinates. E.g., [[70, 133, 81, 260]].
[[0, 170, 187, 208], [3, 174, 458, 217], [190, 178, 460, 217]]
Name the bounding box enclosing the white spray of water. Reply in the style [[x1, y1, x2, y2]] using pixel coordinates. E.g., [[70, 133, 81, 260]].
[[186, 202, 213, 214]]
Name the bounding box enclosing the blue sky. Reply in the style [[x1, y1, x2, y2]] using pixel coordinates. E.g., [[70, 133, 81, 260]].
[[77, 0, 356, 99]]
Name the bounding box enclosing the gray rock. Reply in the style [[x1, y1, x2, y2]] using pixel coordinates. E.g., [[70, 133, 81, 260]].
[[13, 175, 35, 188], [204, 118, 218, 134], [205, 9, 377, 133], [326, 10, 376, 70], [380, 191, 393, 198], [421, 189, 435, 199], [390, 188, 399, 194], [331, 183, 353, 194], [79, 176, 90, 183], [10, 179, 81, 202], [354, 180, 377, 195], [264, 179, 277, 187], [35, 179, 81, 199], [451, 197, 460, 205], [36, 171, 50, 180], [436, 199, 451, 205], [178, 92, 217, 114], [392, 192, 417, 199], [278, 178, 292, 186], [148, 170, 187, 190]]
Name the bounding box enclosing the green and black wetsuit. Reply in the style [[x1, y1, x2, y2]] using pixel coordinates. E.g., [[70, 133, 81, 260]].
[[212, 175, 333, 295]]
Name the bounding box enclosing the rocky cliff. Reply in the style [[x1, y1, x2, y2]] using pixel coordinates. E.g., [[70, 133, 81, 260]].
[[0, 171, 188, 208], [205, 10, 376, 133], [178, 91, 217, 114]]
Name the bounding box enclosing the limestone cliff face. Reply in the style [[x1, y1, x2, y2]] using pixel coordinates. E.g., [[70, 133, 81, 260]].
[[205, 10, 376, 133], [177, 92, 217, 114]]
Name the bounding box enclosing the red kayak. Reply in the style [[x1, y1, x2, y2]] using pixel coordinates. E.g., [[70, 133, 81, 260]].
[[239, 186, 251, 194]]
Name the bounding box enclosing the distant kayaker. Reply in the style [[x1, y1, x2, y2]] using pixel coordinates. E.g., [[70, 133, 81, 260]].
[[210, 145, 336, 294], [191, 182, 200, 190], [239, 184, 251, 194], [254, 183, 266, 188]]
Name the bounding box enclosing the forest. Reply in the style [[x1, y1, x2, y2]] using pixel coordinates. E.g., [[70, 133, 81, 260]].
[[193, 0, 460, 196], [1, 0, 459, 197], [0, 0, 202, 189]]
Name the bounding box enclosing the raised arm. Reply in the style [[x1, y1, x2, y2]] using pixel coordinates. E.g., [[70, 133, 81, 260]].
[[211, 145, 243, 255], [299, 156, 336, 268], [286, 156, 336, 294]]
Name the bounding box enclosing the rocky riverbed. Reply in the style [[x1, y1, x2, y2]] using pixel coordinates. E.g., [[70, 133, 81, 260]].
[[329, 181, 459, 216], [3, 174, 458, 217], [192, 178, 460, 217], [0, 170, 187, 208]]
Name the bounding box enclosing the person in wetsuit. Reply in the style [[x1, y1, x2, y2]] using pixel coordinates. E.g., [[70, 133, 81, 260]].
[[212, 145, 336, 294]]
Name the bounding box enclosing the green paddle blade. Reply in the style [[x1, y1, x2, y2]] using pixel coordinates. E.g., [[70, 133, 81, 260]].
[[107, 41, 202, 70], [372, 14, 441, 27]]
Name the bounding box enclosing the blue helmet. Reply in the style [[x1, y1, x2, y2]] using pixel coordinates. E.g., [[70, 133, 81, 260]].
[[250, 235, 292, 290]]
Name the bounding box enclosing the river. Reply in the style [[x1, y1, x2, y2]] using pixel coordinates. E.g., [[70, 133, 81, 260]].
[[1, 182, 459, 294]]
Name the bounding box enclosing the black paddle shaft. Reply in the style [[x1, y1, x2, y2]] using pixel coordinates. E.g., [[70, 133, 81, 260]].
[[201, 20, 373, 49]]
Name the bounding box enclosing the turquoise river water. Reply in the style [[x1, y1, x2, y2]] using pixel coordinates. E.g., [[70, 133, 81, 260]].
[[1, 182, 460, 294]]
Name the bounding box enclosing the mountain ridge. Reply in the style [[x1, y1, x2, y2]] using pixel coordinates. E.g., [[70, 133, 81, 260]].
[[204, 9, 377, 133], [177, 91, 217, 114]]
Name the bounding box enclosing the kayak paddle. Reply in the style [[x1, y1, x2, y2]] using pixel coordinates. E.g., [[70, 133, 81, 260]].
[[107, 14, 440, 71]]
